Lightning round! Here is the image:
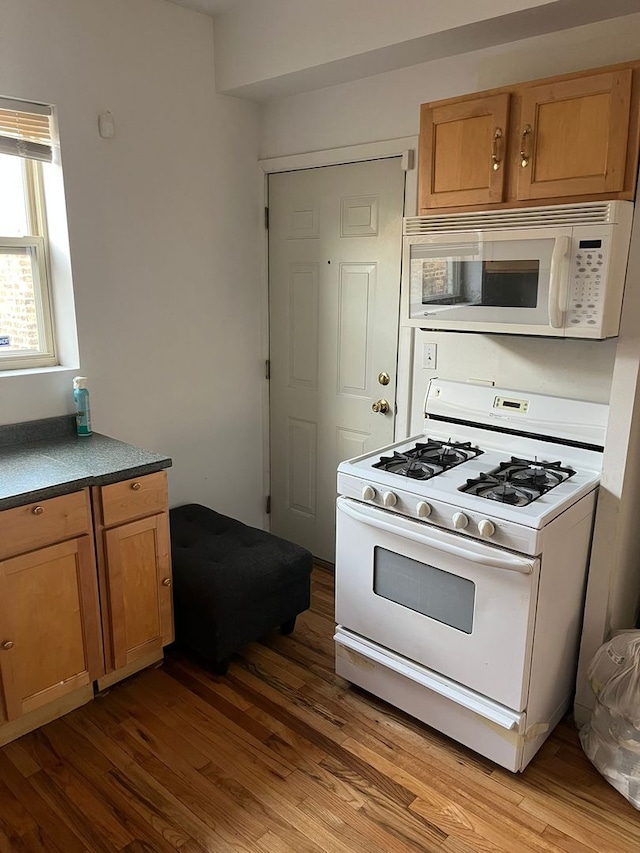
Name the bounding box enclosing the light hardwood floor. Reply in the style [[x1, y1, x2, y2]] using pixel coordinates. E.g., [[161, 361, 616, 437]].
[[0, 567, 639, 852]]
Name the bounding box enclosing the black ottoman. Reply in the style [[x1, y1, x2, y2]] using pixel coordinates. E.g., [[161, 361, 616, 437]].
[[169, 504, 312, 674]]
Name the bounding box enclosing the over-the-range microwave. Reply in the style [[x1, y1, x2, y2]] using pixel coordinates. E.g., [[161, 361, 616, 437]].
[[402, 201, 634, 338]]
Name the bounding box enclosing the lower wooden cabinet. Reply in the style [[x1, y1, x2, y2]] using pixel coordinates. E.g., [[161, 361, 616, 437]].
[[0, 470, 173, 743], [102, 512, 173, 671], [93, 471, 173, 681], [0, 535, 103, 722]]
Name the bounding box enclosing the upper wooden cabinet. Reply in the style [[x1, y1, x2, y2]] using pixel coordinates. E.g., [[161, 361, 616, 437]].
[[420, 93, 510, 208], [418, 62, 640, 214], [518, 69, 632, 200]]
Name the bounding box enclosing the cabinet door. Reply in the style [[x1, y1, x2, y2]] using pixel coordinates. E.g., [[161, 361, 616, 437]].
[[419, 93, 510, 210], [0, 537, 103, 721], [104, 512, 173, 670], [517, 69, 632, 200]]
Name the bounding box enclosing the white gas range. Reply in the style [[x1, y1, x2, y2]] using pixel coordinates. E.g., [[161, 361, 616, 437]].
[[334, 379, 607, 772]]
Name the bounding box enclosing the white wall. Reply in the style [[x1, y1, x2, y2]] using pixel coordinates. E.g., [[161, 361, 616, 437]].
[[408, 333, 616, 434], [0, 0, 265, 526]]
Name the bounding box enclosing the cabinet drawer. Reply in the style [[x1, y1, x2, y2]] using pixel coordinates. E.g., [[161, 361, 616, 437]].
[[0, 491, 91, 560], [100, 471, 168, 527]]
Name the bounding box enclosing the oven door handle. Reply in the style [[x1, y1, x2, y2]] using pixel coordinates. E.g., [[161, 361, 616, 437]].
[[548, 235, 571, 329], [337, 497, 536, 575]]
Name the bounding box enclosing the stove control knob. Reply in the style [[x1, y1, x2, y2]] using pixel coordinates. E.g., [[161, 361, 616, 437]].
[[362, 485, 376, 501], [382, 491, 398, 508], [452, 511, 469, 530], [478, 519, 495, 538], [416, 501, 432, 518]]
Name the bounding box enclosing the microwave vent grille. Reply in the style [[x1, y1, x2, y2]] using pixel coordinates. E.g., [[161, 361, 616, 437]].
[[405, 203, 616, 235]]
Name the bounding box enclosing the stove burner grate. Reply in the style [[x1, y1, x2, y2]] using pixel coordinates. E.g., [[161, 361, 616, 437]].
[[459, 456, 575, 505], [373, 439, 483, 480]]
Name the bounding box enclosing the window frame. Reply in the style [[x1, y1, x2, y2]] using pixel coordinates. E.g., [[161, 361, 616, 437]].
[[0, 157, 56, 371]]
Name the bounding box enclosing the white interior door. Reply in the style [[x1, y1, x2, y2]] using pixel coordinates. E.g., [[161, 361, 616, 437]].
[[268, 158, 405, 562]]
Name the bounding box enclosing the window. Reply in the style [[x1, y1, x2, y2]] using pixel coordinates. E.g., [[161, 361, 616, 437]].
[[0, 99, 55, 370]]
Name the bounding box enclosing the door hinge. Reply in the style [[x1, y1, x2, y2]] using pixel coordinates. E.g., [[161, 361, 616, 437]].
[[264, 206, 269, 229], [265, 359, 271, 380], [266, 495, 271, 514]]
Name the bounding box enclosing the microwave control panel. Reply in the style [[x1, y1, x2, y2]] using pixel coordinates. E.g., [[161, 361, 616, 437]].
[[565, 237, 610, 329]]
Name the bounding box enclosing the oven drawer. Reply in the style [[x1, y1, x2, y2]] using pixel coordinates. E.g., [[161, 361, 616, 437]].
[[335, 496, 540, 711], [335, 627, 527, 772]]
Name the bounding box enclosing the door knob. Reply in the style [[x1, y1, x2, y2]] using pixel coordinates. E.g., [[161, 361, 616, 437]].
[[1, 641, 14, 651], [372, 399, 390, 414], [378, 372, 390, 386]]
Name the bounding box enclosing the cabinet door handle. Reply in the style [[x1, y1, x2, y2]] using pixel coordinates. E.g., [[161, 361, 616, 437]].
[[131, 482, 142, 491], [491, 127, 503, 171], [32, 505, 44, 515], [1, 641, 14, 651], [520, 124, 532, 167], [162, 577, 171, 587]]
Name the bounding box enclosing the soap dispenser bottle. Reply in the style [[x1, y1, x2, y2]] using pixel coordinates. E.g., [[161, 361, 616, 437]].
[[73, 376, 92, 436]]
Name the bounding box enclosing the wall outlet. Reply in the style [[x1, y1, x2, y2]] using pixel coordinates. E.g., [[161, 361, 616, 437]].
[[423, 342, 437, 369]]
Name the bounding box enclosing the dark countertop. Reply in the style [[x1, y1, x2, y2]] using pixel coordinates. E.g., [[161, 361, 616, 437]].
[[0, 416, 172, 510]]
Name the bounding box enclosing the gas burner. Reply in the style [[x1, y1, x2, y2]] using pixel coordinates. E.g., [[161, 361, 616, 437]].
[[459, 456, 575, 505], [373, 439, 482, 479], [374, 452, 438, 480], [461, 473, 535, 506], [509, 465, 562, 488], [497, 457, 575, 486], [414, 440, 482, 467]]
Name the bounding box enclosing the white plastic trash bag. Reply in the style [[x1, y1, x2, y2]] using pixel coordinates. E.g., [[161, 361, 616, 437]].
[[580, 630, 640, 809]]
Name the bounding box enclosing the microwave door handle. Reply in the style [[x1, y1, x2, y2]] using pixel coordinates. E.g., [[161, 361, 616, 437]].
[[548, 236, 571, 328], [337, 497, 535, 575]]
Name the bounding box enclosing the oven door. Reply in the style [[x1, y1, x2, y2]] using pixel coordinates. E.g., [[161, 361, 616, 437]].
[[335, 497, 540, 711], [404, 227, 572, 335]]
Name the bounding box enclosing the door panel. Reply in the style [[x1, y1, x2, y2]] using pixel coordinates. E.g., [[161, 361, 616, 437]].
[[0, 537, 102, 721], [517, 69, 632, 199], [269, 159, 404, 561], [420, 93, 509, 210], [104, 512, 173, 670]]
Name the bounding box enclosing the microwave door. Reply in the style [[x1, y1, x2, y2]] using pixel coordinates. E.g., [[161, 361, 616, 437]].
[[407, 229, 572, 334]]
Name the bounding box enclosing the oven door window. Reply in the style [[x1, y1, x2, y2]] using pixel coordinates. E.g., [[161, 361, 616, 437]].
[[373, 546, 475, 634]]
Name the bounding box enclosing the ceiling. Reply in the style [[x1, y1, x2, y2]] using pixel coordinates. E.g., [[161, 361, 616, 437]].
[[163, 0, 640, 100]]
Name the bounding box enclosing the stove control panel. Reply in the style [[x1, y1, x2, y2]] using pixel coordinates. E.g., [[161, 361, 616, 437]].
[[337, 472, 541, 555]]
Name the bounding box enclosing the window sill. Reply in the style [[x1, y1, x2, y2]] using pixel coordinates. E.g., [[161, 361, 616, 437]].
[[0, 364, 79, 379]]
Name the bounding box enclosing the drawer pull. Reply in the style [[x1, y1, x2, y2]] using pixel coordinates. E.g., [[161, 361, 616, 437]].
[[32, 506, 44, 515], [1, 641, 14, 651], [162, 577, 171, 587], [131, 482, 142, 491]]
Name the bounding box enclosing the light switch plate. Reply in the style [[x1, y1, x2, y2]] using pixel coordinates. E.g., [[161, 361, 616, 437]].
[[423, 342, 437, 369]]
